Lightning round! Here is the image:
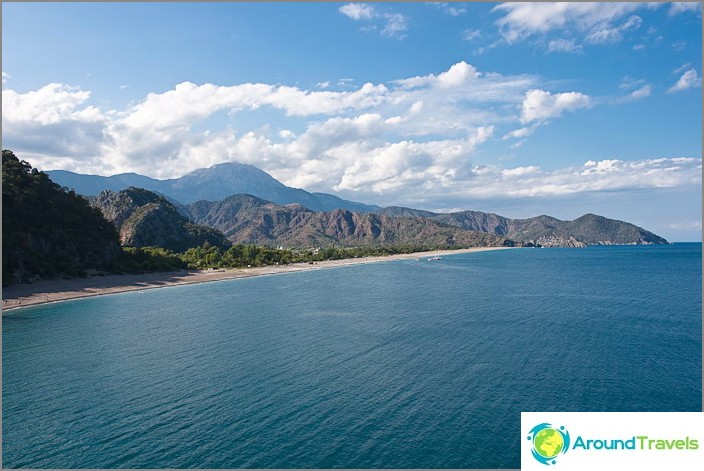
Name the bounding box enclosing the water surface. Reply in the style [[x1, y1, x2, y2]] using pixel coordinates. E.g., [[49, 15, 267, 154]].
[[3, 244, 701, 468]]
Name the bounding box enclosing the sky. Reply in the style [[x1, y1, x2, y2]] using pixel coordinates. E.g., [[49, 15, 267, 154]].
[[2, 2, 702, 241]]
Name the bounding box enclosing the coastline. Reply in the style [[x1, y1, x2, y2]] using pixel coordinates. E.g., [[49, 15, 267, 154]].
[[2, 246, 511, 312]]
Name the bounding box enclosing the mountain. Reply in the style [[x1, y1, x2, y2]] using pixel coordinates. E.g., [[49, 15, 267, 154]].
[[48, 162, 379, 212], [375, 207, 668, 246], [2, 150, 121, 286], [186, 195, 510, 248], [91, 187, 231, 252], [47, 162, 668, 247]]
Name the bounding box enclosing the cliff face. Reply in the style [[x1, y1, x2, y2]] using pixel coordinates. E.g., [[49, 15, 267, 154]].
[[186, 195, 510, 248], [92, 187, 230, 252], [2, 150, 121, 285]]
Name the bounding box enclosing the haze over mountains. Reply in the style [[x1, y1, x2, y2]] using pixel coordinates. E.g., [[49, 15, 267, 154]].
[[49, 161, 668, 247]]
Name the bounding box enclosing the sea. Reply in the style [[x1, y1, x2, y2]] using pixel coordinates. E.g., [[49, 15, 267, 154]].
[[2, 244, 701, 469]]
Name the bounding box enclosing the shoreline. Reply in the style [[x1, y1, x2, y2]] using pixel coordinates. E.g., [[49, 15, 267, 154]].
[[2, 247, 511, 312]]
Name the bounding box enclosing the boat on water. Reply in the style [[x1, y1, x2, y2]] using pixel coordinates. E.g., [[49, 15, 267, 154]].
[[427, 255, 441, 261]]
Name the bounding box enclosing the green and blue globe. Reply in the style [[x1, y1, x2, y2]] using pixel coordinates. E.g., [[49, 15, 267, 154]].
[[533, 428, 564, 458]]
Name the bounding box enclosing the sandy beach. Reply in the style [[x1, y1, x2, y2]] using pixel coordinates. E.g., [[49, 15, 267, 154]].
[[2, 247, 510, 312]]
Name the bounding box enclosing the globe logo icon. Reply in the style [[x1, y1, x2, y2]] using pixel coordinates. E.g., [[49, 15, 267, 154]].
[[527, 423, 570, 465]]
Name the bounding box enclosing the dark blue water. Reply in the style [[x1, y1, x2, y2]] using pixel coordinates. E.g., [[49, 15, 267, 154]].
[[3, 244, 701, 468]]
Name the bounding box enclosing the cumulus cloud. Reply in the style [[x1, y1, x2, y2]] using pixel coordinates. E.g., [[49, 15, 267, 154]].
[[395, 61, 479, 89], [2, 83, 107, 159], [520, 89, 591, 123], [1, 61, 599, 195], [668, 69, 702, 93], [339, 3, 408, 39]]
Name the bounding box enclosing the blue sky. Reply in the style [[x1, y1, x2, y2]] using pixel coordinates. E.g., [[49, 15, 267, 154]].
[[2, 2, 702, 241]]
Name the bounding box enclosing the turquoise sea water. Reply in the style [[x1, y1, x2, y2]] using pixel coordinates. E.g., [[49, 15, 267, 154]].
[[2, 244, 701, 468]]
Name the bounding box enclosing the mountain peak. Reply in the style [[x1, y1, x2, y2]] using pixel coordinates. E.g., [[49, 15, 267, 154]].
[[48, 162, 379, 212]]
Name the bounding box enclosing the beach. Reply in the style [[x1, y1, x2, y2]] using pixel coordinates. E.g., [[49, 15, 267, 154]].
[[2, 247, 510, 311]]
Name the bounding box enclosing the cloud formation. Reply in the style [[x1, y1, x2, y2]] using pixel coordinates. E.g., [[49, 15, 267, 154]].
[[668, 68, 702, 93], [520, 89, 591, 123], [492, 2, 660, 51], [547, 38, 582, 53], [339, 3, 409, 39], [3, 61, 699, 214]]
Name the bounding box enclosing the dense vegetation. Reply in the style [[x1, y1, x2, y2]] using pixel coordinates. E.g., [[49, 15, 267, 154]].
[[178, 243, 464, 269], [2, 150, 121, 286], [103, 243, 481, 274]]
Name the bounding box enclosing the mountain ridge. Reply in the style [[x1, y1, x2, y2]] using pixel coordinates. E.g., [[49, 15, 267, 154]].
[[48, 161, 668, 247], [185, 194, 510, 248], [48, 162, 379, 213]]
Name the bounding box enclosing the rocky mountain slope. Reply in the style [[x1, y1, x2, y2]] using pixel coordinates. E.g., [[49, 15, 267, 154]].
[[186, 195, 510, 248], [91, 187, 231, 252]]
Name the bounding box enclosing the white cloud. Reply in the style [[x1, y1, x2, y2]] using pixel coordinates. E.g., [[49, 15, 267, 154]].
[[632, 44, 645, 51], [380, 13, 408, 38], [674, 62, 693, 75], [493, 2, 656, 49], [462, 29, 482, 41], [520, 89, 591, 123], [617, 77, 651, 101], [339, 3, 374, 20], [2, 83, 107, 160], [547, 38, 582, 53], [502, 166, 539, 176], [502, 126, 535, 140], [669, 2, 702, 16], [619, 76, 645, 90], [395, 61, 479, 89], [3, 78, 699, 211], [629, 85, 651, 100], [1, 62, 592, 188], [585, 15, 642, 44], [668, 69, 702, 93], [2, 71, 10, 85], [429, 2, 466, 17], [339, 3, 408, 39], [671, 41, 687, 51]]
